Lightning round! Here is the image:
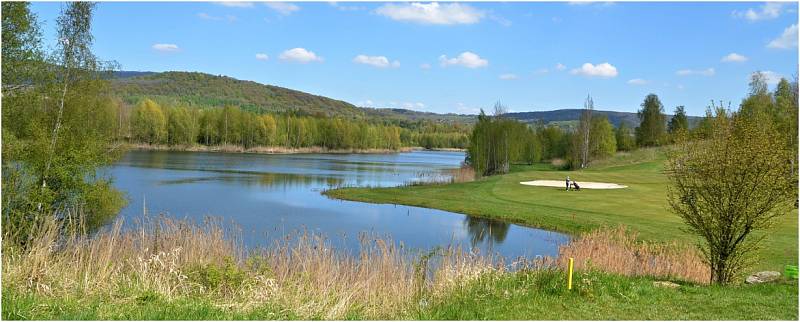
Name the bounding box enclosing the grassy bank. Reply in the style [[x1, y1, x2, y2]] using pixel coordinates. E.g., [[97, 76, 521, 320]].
[[6, 271, 796, 320], [4, 213, 797, 320], [325, 148, 798, 271]]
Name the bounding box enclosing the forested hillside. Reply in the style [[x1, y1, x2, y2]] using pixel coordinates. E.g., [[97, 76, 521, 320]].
[[112, 71, 365, 118], [112, 71, 703, 131]]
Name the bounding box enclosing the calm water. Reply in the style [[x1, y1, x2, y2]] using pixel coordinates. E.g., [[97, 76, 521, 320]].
[[110, 150, 569, 259]]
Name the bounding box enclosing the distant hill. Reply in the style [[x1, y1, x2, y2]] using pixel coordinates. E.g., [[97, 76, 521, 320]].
[[110, 71, 701, 128], [363, 108, 475, 124], [505, 109, 702, 128], [113, 71, 156, 79], [111, 71, 365, 118]]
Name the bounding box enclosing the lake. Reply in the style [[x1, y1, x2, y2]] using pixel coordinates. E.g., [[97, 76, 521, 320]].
[[110, 150, 569, 260]]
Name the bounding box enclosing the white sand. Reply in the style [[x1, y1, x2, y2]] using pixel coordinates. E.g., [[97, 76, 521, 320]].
[[520, 180, 627, 189]]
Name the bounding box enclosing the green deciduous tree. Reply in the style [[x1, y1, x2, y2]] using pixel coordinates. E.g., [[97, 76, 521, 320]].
[[131, 99, 167, 144], [538, 125, 568, 160], [665, 103, 794, 285], [636, 94, 667, 147], [2, 2, 126, 243], [589, 115, 616, 160], [773, 77, 799, 184], [166, 106, 195, 146], [1, 2, 42, 89], [615, 121, 636, 152], [668, 106, 689, 137]]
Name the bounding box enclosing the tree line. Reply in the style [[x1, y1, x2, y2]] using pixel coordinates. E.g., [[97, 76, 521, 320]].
[[467, 101, 618, 177], [467, 73, 797, 178], [124, 99, 469, 150]]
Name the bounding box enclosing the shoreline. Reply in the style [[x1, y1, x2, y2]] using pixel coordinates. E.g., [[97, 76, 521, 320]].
[[125, 143, 465, 155]]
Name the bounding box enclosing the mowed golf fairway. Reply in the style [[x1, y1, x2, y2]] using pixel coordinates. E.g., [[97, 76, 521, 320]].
[[327, 148, 798, 271]]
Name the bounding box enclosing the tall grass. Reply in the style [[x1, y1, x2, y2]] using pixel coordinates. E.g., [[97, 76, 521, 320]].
[[3, 214, 712, 319], [2, 215, 501, 319], [558, 226, 710, 284], [405, 163, 475, 186]]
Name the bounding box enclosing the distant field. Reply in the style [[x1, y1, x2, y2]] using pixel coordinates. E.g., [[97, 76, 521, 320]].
[[326, 148, 798, 271]]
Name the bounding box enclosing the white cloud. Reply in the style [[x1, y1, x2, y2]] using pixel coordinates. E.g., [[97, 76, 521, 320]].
[[214, 1, 254, 8], [534, 68, 549, 75], [353, 55, 400, 68], [767, 24, 798, 49], [375, 2, 484, 25], [627, 78, 649, 85], [721, 53, 748, 63], [555, 63, 566, 71], [279, 48, 322, 63], [420, 63, 432, 70], [570, 62, 618, 78], [255, 53, 269, 61], [266, 2, 300, 15], [676, 68, 715, 76], [152, 43, 179, 52], [439, 52, 488, 68], [499, 73, 518, 80], [197, 13, 236, 22], [568, 2, 615, 7], [733, 2, 788, 22], [756, 71, 784, 85], [328, 2, 365, 11]]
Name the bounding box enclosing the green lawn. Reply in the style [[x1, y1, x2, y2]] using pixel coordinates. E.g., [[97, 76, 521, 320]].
[[326, 148, 798, 271], [6, 271, 796, 320], [419, 270, 798, 320]]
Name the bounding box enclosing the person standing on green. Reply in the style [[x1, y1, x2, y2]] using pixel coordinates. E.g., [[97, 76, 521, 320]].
[[566, 176, 571, 191]]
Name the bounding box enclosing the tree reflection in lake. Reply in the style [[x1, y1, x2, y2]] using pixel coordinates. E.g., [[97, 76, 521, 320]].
[[464, 216, 510, 249], [109, 150, 569, 259], [157, 171, 345, 190]]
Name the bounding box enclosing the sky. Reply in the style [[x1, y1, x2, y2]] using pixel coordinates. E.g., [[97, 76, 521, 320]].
[[29, 1, 799, 116]]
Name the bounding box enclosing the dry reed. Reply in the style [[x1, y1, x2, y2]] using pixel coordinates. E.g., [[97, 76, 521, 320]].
[[3, 215, 713, 319], [558, 226, 710, 284], [2, 215, 500, 319], [406, 163, 475, 186]]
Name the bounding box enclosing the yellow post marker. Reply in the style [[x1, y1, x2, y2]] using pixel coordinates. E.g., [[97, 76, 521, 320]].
[[567, 257, 574, 290]]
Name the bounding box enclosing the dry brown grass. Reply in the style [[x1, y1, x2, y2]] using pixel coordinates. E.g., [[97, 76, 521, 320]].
[[3, 215, 713, 319], [558, 226, 710, 284], [406, 163, 475, 186], [2, 215, 500, 319], [447, 163, 476, 183]]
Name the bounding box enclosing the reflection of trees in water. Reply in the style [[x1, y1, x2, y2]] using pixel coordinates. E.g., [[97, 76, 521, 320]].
[[159, 172, 344, 190], [464, 216, 510, 248]]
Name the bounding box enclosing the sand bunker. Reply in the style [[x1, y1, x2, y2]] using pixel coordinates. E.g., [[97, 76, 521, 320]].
[[520, 180, 627, 189]]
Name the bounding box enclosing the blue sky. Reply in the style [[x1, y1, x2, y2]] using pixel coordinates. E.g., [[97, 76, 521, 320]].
[[30, 1, 799, 116]]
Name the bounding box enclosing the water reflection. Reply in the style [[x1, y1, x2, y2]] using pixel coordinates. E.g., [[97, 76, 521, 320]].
[[109, 150, 570, 259], [464, 217, 510, 248], [158, 172, 345, 190]]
